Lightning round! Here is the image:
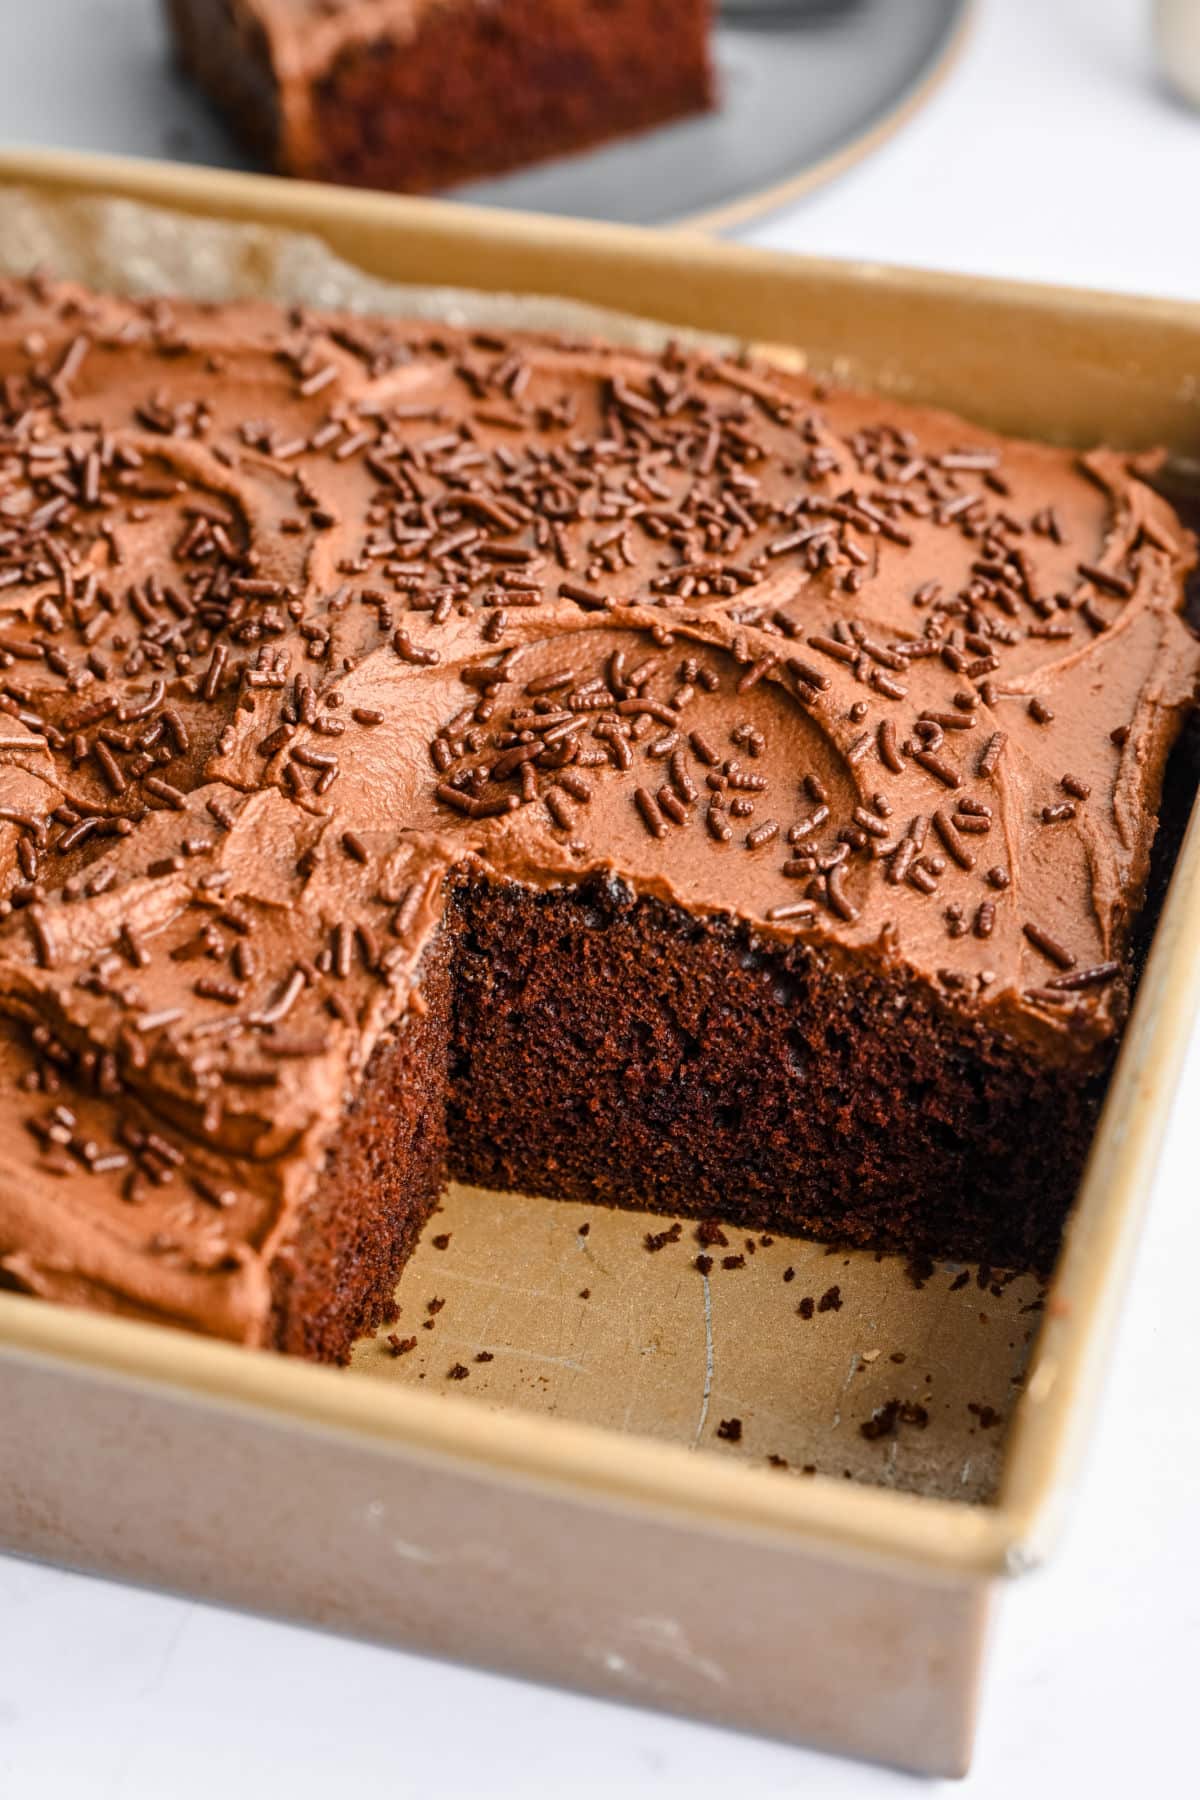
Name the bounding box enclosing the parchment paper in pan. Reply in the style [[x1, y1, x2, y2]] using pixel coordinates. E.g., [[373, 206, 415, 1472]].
[[0, 184, 748, 352], [0, 183, 1038, 1500]]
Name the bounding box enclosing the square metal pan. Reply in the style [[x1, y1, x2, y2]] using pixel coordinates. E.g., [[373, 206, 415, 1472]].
[[1, 146, 1198, 1777]]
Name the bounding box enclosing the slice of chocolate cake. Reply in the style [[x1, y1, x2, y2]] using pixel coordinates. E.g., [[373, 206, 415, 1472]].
[[164, 0, 716, 193], [0, 278, 1194, 1360]]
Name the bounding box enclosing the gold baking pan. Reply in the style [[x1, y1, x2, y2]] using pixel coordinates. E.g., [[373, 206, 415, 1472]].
[[1, 146, 1199, 1779]]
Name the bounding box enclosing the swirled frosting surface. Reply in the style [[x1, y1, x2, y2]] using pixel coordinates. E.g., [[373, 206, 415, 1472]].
[[0, 277, 1193, 1340]]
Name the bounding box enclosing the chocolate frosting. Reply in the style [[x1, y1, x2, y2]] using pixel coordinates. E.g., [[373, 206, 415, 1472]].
[[0, 276, 1193, 1344], [200, 1, 496, 176]]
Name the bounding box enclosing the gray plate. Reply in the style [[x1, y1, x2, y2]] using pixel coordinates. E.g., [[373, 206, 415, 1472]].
[[1, 0, 972, 230]]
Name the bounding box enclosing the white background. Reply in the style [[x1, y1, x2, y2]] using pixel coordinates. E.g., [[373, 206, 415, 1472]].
[[2, 1, 1200, 1794]]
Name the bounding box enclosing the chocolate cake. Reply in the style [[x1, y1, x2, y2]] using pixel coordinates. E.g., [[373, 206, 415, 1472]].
[[0, 276, 1194, 1361], [164, 0, 716, 192]]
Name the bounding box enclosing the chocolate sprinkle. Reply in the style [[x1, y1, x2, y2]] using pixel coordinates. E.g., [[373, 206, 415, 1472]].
[[0, 274, 1189, 1359]]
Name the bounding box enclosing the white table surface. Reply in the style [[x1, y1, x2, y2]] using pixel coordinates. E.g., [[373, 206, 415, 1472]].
[[3, 1, 1200, 1794]]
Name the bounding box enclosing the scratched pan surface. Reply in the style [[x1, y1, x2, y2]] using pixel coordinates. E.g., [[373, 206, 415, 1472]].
[[354, 1185, 1041, 1499]]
